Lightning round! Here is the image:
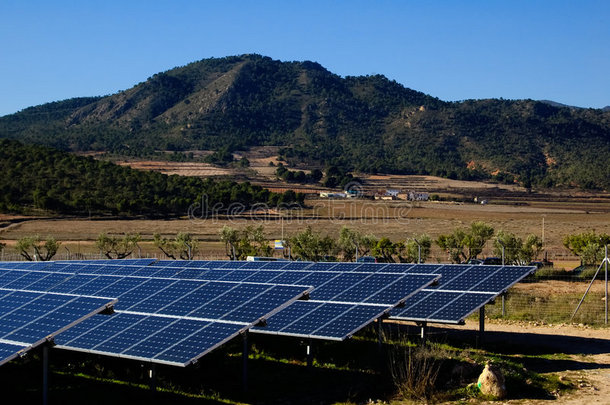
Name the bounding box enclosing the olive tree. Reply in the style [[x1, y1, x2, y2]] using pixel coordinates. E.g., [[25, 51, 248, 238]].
[[16, 236, 60, 261], [96, 233, 141, 260], [154, 232, 199, 260]]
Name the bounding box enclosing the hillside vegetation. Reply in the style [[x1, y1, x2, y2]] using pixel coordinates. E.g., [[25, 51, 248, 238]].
[[1, 54, 609, 189], [0, 139, 301, 216]]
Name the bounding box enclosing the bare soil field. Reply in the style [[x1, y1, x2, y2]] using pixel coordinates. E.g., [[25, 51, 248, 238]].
[[115, 160, 234, 177]]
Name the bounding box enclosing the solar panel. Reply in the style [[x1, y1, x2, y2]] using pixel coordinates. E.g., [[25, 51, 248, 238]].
[[55, 313, 245, 366], [252, 301, 388, 340], [0, 288, 116, 366], [0, 266, 312, 366], [388, 265, 536, 324]]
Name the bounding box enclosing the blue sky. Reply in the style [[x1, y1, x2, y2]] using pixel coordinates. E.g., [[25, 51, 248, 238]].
[[0, 1, 608, 116]]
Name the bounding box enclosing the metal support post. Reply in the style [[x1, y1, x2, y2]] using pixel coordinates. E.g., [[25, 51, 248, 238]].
[[479, 306, 485, 345], [42, 345, 48, 405], [377, 318, 383, 350], [420, 322, 427, 345], [149, 363, 157, 393], [242, 331, 248, 392], [604, 245, 608, 325], [306, 339, 313, 368], [572, 259, 606, 321], [501, 294, 506, 317]]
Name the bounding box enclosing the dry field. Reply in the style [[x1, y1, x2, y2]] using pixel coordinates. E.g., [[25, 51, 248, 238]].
[[2, 198, 610, 263]]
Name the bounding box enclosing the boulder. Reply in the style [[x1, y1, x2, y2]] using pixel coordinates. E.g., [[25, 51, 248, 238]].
[[477, 363, 507, 399]]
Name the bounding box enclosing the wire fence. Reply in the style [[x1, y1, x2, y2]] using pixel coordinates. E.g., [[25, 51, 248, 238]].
[[484, 270, 609, 326]]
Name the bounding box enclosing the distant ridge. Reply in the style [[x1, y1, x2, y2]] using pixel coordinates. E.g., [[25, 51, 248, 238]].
[[1, 54, 610, 190], [538, 100, 582, 109]]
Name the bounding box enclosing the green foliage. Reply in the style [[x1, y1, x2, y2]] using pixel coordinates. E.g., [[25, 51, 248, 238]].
[[3, 55, 608, 189], [219, 225, 272, 260], [0, 139, 301, 216], [493, 231, 543, 264], [437, 221, 495, 263], [287, 226, 336, 261], [336, 226, 378, 261], [563, 231, 610, 265], [275, 164, 322, 184], [96, 233, 141, 260], [371, 237, 398, 263], [15, 235, 60, 261], [401, 235, 433, 263], [204, 147, 234, 165], [153, 232, 199, 260]]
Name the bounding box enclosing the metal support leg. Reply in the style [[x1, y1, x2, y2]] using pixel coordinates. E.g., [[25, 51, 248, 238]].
[[306, 339, 313, 368], [377, 318, 383, 350], [242, 331, 248, 392], [42, 345, 48, 405], [149, 363, 157, 393], [479, 306, 485, 345], [420, 322, 427, 345], [501, 294, 505, 317]]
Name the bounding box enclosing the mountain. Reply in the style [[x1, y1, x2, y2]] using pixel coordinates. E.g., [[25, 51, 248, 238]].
[[1, 54, 610, 190]]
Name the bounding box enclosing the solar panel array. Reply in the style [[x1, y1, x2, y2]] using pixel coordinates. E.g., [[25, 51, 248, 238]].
[[0, 259, 534, 368], [39, 261, 439, 340], [0, 287, 116, 366]]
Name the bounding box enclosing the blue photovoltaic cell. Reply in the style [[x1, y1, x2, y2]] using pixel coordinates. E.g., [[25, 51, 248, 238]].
[[0, 270, 29, 286], [94, 316, 175, 354], [278, 262, 311, 270], [332, 273, 415, 303], [431, 292, 495, 321], [154, 322, 244, 364], [295, 272, 341, 290], [25, 273, 72, 292], [159, 282, 235, 317], [471, 266, 534, 292], [190, 283, 272, 320], [242, 270, 284, 283], [265, 271, 309, 284], [391, 290, 496, 323], [128, 280, 206, 314], [221, 284, 308, 322], [219, 270, 258, 282], [312, 304, 386, 338], [355, 263, 388, 273], [173, 268, 209, 279], [308, 272, 371, 301], [0, 288, 115, 366], [254, 300, 389, 340], [391, 291, 461, 320], [45, 274, 99, 294], [261, 261, 291, 269], [363, 274, 439, 305]]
